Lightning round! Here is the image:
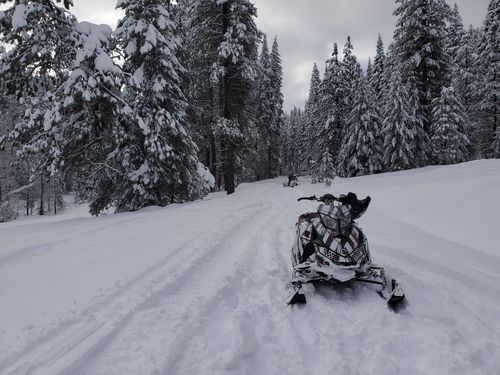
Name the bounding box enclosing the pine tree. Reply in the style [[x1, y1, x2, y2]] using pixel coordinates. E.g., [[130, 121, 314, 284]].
[[476, 0, 499, 158], [303, 63, 322, 174], [242, 35, 283, 181], [0, 0, 76, 98], [431, 86, 471, 164], [254, 35, 274, 179], [286, 107, 304, 174], [187, 0, 259, 194], [338, 77, 383, 177], [113, 0, 209, 212], [454, 26, 481, 111], [319, 43, 346, 164], [407, 77, 432, 166], [337, 35, 362, 161], [341, 36, 362, 103], [367, 58, 373, 81], [393, 0, 451, 133], [269, 36, 284, 177], [382, 70, 418, 171], [370, 34, 386, 99], [316, 151, 336, 185], [454, 26, 481, 155], [48, 22, 126, 215], [381, 42, 397, 105], [0, 0, 77, 183], [446, 3, 465, 66]]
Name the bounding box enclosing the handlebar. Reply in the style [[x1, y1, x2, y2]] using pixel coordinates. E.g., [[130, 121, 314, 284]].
[[297, 194, 337, 203]]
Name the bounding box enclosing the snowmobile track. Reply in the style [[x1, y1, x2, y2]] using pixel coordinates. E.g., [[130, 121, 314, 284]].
[[1, 201, 270, 375]]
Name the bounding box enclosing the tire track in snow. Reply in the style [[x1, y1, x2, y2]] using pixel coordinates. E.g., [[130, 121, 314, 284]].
[[0, 199, 269, 375], [167, 188, 311, 375], [60, 189, 282, 375]]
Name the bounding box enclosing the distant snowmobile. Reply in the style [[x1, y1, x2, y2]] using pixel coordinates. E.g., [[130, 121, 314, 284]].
[[288, 193, 405, 308], [283, 175, 299, 187]]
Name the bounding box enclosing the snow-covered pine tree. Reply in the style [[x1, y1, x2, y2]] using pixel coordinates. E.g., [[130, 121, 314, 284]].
[[0, 0, 76, 97], [430, 86, 471, 164], [0, 0, 77, 188], [382, 70, 418, 171], [341, 36, 362, 104], [42, 22, 126, 215], [476, 0, 499, 158], [269, 36, 284, 177], [303, 63, 322, 175], [316, 150, 336, 185], [454, 26, 481, 155], [406, 76, 432, 166], [178, 0, 221, 186], [338, 77, 383, 177], [370, 34, 386, 99], [0, 0, 78, 219], [454, 26, 481, 111], [393, 0, 451, 134], [381, 42, 397, 105], [254, 35, 274, 179], [367, 58, 373, 81], [280, 112, 291, 174], [337, 36, 362, 161], [319, 43, 345, 166], [187, 0, 259, 194], [114, 0, 209, 212], [446, 3, 465, 68], [285, 107, 304, 174]]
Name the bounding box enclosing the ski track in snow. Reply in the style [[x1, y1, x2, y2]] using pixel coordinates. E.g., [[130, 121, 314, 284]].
[[1, 161, 500, 375]]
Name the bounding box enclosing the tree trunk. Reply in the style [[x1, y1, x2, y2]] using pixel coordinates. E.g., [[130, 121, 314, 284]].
[[267, 146, 272, 179], [39, 176, 45, 216], [225, 143, 235, 194], [26, 191, 30, 216]]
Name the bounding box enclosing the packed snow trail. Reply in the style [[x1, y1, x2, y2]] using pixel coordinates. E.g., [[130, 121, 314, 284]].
[[1, 160, 500, 375]]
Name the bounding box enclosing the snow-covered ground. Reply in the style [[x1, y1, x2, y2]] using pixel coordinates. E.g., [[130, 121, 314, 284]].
[[1, 160, 500, 375]]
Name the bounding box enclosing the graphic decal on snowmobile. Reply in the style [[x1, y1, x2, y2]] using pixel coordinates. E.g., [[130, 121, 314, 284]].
[[288, 193, 405, 308]]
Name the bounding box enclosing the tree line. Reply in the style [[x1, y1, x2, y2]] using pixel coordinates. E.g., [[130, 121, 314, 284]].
[[0, 0, 498, 222], [282, 0, 499, 182]]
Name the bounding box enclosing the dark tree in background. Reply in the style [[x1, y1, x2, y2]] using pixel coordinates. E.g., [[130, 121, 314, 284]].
[[476, 0, 499, 158], [183, 0, 260, 194]]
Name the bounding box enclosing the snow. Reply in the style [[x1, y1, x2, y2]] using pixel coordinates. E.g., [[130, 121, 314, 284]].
[[74, 22, 119, 74], [11, 5, 27, 29], [198, 162, 215, 189], [1, 160, 500, 374]]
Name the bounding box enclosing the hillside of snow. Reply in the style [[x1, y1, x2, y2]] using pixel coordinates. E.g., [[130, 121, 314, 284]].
[[1, 160, 500, 375]]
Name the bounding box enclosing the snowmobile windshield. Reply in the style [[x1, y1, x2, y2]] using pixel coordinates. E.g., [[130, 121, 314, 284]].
[[317, 204, 352, 234]]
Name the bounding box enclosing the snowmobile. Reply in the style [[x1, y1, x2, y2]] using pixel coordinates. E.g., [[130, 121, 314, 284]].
[[288, 192, 405, 307], [283, 175, 299, 187]]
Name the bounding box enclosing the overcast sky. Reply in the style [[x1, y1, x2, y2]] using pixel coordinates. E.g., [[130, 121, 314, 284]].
[[71, 0, 490, 112]]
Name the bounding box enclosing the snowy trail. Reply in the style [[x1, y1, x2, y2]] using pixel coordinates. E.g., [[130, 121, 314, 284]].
[[1, 161, 500, 374]]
